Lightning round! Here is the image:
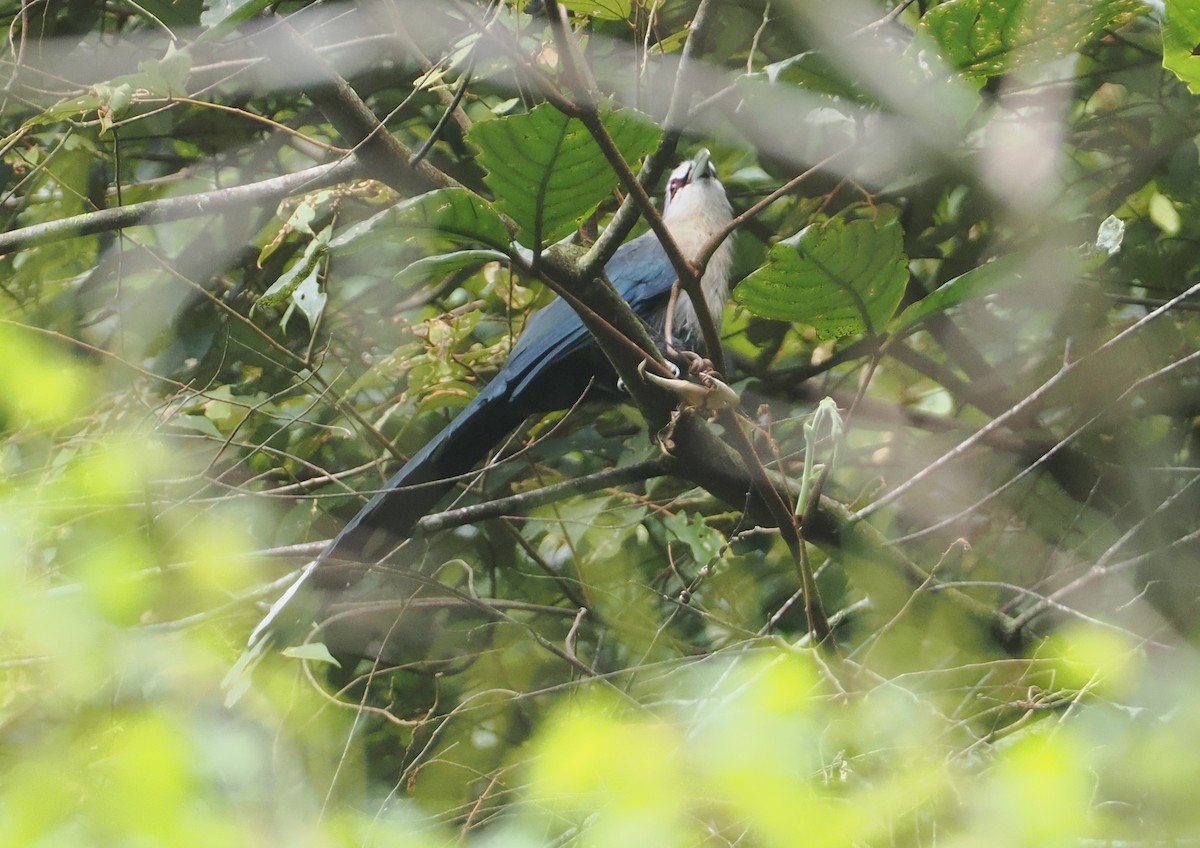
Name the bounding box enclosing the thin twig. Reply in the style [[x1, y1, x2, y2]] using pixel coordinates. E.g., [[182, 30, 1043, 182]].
[[857, 279, 1200, 521]]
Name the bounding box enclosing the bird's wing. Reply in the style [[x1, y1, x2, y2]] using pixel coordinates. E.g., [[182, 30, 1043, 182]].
[[603, 230, 678, 309], [504, 232, 676, 400]]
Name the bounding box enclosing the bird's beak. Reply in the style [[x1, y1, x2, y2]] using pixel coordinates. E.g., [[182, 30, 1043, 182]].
[[692, 148, 712, 177]]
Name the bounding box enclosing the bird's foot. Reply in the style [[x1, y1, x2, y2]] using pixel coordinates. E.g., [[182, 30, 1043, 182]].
[[616, 359, 678, 394], [675, 350, 715, 376], [637, 360, 739, 412]]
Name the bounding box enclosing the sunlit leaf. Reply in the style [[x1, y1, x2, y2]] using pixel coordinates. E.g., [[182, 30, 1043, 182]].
[[1163, 0, 1200, 94], [1095, 214, 1125, 257], [0, 325, 90, 427], [920, 0, 1142, 79], [282, 642, 342, 667], [1149, 191, 1181, 235]]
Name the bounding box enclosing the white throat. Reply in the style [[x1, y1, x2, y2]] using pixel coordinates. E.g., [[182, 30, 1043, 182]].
[[662, 177, 735, 339]]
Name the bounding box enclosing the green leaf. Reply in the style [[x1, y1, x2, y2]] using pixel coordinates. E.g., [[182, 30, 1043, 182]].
[[1164, 0, 1200, 94], [281, 642, 342, 667], [895, 218, 1126, 332], [287, 270, 327, 331], [919, 0, 1141, 79], [468, 103, 661, 248], [170, 414, 225, 440], [136, 44, 192, 97], [559, 0, 632, 20], [258, 232, 326, 308], [1149, 192, 1182, 235], [126, 0, 202, 28], [93, 83, 133, 135], [734, 216, 909, 339], [258, 227, 330, 331], [329, 189, 512, 254], [200, 0, 272, 29], [891, 254, 1027, 333], [755, 52, 871, 103], [394, 249, 508, 290], [663, 512, 725, 565]]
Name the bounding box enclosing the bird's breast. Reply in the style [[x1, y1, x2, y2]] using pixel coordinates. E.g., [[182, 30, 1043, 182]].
[[665, 205, 735, 340]]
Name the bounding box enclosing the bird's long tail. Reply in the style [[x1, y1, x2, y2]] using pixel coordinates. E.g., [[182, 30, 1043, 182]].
[[246, 384, 523, 647], [323, 382, 525, 564]]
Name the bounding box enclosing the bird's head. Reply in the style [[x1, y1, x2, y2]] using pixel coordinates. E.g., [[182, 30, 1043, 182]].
[[662, 148, 728, 220]]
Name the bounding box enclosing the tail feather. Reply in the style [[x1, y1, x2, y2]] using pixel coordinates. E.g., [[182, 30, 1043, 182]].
[[320, 383, 524, 564], [246, 382, 525, 649]]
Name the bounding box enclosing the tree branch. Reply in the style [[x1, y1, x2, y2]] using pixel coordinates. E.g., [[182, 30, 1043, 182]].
[[0, 158, 362, 256], [417, 459, 669, 534], [264, 16, 462, 194], [542, 2, 725, 374]]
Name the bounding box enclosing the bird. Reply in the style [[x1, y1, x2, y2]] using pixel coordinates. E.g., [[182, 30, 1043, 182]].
[[247, 148, 734, 647]]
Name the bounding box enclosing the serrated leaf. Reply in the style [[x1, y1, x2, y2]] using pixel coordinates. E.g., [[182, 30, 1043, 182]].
[[281, 642, 342, 667], [394, 249, 508, 289], [1164, 0, 1200, 94], [919, 0, 1141, 80], [560, 0, 632, 20], [734, 217, 908, 339], [329, 189, 512, 254], [468, 104, 661, 248]]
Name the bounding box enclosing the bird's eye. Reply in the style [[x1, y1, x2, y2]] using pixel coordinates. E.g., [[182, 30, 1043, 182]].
[[668, 176, 686, 200]]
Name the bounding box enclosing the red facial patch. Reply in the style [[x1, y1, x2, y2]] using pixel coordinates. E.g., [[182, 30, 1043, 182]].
[[668, 168, 691, 201]]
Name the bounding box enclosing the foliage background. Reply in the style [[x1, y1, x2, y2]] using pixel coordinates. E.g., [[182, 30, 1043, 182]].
[[3, 0, 1200, 844]]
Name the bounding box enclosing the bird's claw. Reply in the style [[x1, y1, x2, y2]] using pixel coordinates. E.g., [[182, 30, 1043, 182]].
[[676, 350, 716, 376], [637, 360, 739, 411], [617, 360, 678, 394]]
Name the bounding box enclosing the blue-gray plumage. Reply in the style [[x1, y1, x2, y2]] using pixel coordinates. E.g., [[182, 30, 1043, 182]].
[[248, 149, 733, 645]]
